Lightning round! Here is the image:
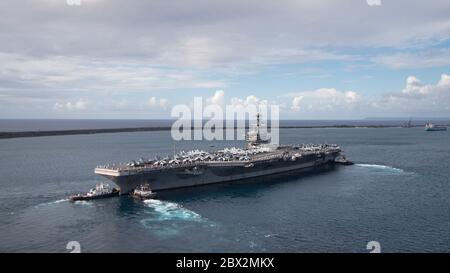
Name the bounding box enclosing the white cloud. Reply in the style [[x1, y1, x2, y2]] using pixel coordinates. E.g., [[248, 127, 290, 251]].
[[0, 53, 227, 97], [287, 88, 360, 105], [281, 88, 363, 118], [207, 90, 225, 105], [387, 74, 450, 98], [53, 99, 88, 111], [402, 76, 426, 95], [3, 1, 450, 69], [345, 91, 359, 103], [204, 90, 269, 110], [438, 74, 450, 87], [148, 97, 169, 109], [291, 96, 303, 111], [230, 95, 269, 110], [369, 74, 450, 116], [284, 74, 450, 117]]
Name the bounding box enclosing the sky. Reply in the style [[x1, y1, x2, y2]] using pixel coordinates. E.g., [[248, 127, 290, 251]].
[[1, 0, 450, 119]]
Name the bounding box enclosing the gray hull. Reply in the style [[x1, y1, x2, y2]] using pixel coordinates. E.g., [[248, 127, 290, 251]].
[[96, 152, 339, 194]]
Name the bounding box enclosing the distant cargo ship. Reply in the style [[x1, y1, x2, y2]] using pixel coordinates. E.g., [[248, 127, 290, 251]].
[[95, 114, 352, 194], [425, 122, 447, 131]]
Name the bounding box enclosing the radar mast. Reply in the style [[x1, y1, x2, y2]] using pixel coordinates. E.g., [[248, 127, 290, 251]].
[[246, 113, 269, 149]]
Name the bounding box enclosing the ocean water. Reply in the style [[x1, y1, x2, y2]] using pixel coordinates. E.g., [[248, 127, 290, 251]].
[[0, 127, 450, 252]]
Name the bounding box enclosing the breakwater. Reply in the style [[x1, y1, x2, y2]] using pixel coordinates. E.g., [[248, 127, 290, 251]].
[[0, 125, 407, 139]]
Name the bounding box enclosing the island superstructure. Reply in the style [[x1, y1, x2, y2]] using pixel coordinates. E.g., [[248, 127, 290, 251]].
[[95, 114, 349, 194]]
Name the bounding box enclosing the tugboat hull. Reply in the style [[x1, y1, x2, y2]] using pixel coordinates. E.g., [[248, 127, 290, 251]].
[[69, 189, 119, 202], [425, 127, 447, 131]]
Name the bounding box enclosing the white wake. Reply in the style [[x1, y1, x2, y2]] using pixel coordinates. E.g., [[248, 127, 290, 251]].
[[355, 164, 404, 172], [34, 198, 68, 208], [143, 199, 202, 221]]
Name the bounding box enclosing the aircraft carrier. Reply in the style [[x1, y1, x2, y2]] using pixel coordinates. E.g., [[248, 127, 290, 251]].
[[95, 115, 350, 194]]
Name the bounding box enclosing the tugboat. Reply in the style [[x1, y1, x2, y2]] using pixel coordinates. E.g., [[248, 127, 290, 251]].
[[131, 184, 157, 200], [69, 182, 119, 201], [335, 154, 354, 165], [425, 122, 447, 131]]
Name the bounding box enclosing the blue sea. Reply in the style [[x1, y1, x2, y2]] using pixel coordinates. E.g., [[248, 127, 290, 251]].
[[0, 122, 450, 252]]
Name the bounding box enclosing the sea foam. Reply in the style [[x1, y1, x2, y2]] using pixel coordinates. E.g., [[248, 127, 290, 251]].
[[355, 164, 404, 172]]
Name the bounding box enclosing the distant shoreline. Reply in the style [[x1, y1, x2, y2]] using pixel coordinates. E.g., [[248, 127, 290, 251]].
[[0, 125, 430, 139]]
